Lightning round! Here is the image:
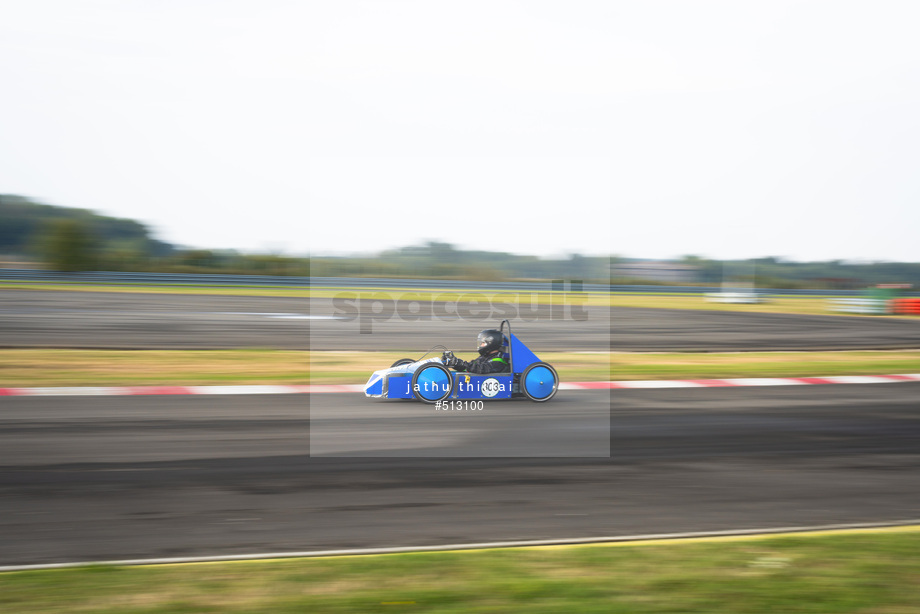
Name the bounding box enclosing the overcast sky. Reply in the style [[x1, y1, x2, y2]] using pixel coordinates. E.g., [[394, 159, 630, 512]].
[[1, 1, 918, 261]]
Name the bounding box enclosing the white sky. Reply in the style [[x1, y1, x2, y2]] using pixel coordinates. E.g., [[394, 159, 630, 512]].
[[1, 1, 918, 260]]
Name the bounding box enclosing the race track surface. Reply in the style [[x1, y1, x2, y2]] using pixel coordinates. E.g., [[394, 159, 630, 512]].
[[3, 290, 920, 351], [0, 290, 312, 350], [613, 306, 920, 351], [2, 384, 919, 565]]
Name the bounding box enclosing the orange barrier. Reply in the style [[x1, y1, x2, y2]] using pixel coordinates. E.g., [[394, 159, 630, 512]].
[[891, 298, 920, 315]]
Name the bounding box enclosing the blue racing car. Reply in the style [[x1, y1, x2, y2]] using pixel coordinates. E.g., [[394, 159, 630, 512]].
[[363, 320, 559, 403]]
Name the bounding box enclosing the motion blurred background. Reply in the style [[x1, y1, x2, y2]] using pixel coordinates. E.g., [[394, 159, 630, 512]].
[[2, 1, 920, 611]]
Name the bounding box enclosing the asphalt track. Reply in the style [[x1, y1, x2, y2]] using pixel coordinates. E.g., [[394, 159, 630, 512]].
[[2, 384, 919, 565], [3, 290, 920, 351]]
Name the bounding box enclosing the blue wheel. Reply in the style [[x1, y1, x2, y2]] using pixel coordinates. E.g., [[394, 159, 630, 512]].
[[411, 363, 453, 403], [521, 362, 558, 402]]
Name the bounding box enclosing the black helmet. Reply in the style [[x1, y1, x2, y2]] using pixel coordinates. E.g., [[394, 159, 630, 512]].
[[477, 329, 504, 356]]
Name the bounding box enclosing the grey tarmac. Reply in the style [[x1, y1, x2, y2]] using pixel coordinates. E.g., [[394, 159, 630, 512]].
[[1, 384, 919, 565], [3, 290, 920, 351]]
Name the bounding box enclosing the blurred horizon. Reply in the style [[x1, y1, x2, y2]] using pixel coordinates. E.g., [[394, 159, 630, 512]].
[[4, 193, 920, 289], [5, 193, 920, 268]]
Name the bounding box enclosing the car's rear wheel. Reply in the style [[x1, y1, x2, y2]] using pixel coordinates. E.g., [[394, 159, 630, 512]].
[[411, 363, 453, 403], [521, 362, 558, 402], [390, 358, 415, 368]]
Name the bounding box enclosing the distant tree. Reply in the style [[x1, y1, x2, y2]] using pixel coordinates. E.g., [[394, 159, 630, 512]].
[[38, 219, 98, 271], [0, 194, 176, 261]]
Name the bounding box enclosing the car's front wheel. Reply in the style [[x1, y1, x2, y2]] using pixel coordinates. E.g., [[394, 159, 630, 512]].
[[411, 363, 454, 404]]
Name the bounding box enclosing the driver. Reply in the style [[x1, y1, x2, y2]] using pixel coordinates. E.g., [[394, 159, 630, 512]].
[[442, 329, 510, 374]]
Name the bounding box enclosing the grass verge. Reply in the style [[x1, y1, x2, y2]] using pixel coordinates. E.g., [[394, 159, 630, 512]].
[[2, 530, 920, 613], [609, 294, 854, 316], [1, 349, 919, 387], [609, 350, 920, 382], [5, 281, 919, 318], [0, 282, 311, 298]]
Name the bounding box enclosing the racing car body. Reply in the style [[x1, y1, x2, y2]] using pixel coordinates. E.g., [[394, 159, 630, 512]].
[[364, 320, 559, 403]]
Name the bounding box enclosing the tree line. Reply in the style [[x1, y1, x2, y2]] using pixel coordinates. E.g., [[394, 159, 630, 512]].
[[0, 194, 307, 275], [2, 195, 918, 287]]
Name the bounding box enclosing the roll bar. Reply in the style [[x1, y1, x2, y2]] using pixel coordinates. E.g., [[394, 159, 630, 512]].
[[499, 319, 512, 370]]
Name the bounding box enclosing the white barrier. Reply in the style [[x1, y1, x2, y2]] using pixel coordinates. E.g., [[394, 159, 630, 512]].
[[828, 298, 888, 314], [705, 292, 764, 304]]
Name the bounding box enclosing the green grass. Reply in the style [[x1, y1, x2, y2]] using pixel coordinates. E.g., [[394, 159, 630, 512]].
[[2, 529, 920, 613], [0, 281, 311, 298], [609, 350, 920, 382], [6, 280, 918, 319], [0, 349, 310, 387], [0, 281, 613, 306], [1, 349, 918, 386], [608, 293, 918, 318]]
